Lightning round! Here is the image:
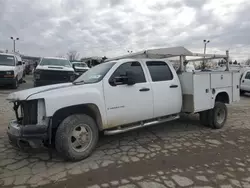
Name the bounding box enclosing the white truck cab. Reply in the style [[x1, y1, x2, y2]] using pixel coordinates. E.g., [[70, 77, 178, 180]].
[[0, 53, 24, 88], [240, 70, 250, 94], [6, 47, 240, 161]]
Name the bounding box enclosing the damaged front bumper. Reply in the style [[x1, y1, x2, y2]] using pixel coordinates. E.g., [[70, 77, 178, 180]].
[[7, 120, 48, 149]]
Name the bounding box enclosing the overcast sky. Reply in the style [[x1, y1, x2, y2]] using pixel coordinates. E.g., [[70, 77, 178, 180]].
[[1, 0, 250, 61]]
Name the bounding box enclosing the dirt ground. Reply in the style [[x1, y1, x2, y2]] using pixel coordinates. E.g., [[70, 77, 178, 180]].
[[0, 76, 250, 188]]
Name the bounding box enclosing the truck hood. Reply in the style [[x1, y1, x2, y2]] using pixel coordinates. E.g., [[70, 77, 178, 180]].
[[0, 65, 15, 71], [36, 65, 74, 72], [75, 67, 90, 70], [7, 83, 73, 101]]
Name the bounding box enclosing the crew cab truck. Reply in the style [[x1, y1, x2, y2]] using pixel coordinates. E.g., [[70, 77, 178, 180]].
[[0, 53, 24, 89], [6, 47, 240, 161]]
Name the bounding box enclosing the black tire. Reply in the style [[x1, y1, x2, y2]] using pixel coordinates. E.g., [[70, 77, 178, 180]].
[[11, 78, 19, 89], [55, 114, 99, 161], [19, 77, 23, 84], [210, 102, 228, 129], [199, 111, 210, 127]]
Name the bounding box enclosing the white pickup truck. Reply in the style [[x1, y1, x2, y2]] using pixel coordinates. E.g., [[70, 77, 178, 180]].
[[240, 69, 250, 94], [6, 47, 240, 161]]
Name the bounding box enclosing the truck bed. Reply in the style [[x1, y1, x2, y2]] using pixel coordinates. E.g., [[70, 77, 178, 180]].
[[178, 71, 240, 113]]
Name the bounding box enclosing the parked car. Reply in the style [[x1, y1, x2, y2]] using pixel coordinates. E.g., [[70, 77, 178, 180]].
[[0, 53, 24, 89], [72, 61, 90, 78], [240, 70, 250, 95], [22, 61, 27, 78], [6, 47, 240, 161], [33, 57, 76, 87], [23, 61, 32, 75]]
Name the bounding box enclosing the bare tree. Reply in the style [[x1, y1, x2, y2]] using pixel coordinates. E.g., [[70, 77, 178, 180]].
[[245, 59, 250, 65], [67, 50, 79, 61]]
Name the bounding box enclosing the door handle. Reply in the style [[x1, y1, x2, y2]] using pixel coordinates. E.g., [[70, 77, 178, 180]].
[[170, 85, 178, 88], [139, 88, 150, 92]]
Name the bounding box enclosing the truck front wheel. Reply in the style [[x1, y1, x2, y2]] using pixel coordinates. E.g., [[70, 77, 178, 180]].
[[55, 114, 99, 161], [11, 77, 19, 89]]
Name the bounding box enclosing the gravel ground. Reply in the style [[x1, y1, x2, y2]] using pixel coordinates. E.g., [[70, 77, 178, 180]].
[[0, 75, 250, 188]]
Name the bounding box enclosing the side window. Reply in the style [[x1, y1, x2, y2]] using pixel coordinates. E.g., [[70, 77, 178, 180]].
[[146, 61, 173, 82], [245, 72, 250, 79], [109, 61, 146, 85]]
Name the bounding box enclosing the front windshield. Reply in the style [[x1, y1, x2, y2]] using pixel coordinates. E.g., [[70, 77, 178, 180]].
[[0, 54, 15, 66], [74, 62, 116, 84], [40, 58, 72, 67], [73, 62, 87, 67]]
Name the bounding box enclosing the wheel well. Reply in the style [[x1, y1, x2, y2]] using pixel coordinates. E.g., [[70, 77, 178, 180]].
[[52, 104, 103, 132], [215, 92, 229, 104]]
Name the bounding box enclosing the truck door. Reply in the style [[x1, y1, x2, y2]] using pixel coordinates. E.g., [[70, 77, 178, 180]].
[[241, 71, 250, 92], [103, 61, 154, 127], [145, 61, 182, 118]]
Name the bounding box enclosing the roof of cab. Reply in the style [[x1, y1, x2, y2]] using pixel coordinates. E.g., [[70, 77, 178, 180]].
[[42, 57, 68, 60], [0, 52, 16, 56]]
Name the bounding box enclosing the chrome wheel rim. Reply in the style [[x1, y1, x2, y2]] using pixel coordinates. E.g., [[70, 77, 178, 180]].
[[70, 124, 93, 152], [216, 108, 225, 124]]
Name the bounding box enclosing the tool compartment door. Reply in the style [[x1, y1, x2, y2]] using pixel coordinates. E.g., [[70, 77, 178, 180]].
[[193, 73, 212, 112], [211, 72, 231, 88]]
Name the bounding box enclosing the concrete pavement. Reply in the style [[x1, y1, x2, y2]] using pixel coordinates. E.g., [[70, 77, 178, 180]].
[[0, 76, 250, 188]]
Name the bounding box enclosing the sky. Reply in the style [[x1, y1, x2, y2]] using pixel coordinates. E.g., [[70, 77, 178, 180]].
[[1, 0, 250, 61]]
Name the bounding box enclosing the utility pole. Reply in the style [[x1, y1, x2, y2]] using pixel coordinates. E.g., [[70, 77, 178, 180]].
[[202, 39, 210, 69], [10, 37, 19, 53]]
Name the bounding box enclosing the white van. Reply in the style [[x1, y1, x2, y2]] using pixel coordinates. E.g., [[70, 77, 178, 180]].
[[240, 70, 250, 94], [0, 53, 24, 88]]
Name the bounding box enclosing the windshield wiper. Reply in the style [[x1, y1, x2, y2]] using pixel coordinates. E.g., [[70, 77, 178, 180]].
[[73, 80, 85, 85]]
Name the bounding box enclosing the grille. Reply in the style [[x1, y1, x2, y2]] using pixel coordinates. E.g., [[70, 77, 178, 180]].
[[21, 100, 38, 125], [39, 70, 73, 81], [0, 71, 8, 78]]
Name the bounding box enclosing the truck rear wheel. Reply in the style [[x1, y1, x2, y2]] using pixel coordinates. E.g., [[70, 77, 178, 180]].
[[55, 114, 99, 161], [199, 111, 210, 127], [211, 102, 227, 129], [199, 102, 227, 129]]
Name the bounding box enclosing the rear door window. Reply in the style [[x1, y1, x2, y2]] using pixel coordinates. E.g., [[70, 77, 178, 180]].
[[146, 61, 173, 82]]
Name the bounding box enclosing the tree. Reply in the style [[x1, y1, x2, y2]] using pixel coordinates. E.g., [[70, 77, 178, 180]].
[[233, 60, 238, 65], [245, 59, 250, 65], [67, 50, 79, 61]]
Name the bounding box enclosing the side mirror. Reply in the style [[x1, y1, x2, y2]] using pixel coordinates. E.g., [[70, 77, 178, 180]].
[[72, 64, 76, 70], [17, 61, 22, 66], [111, 71, 135, 86], [125, 71, 136, 85]]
